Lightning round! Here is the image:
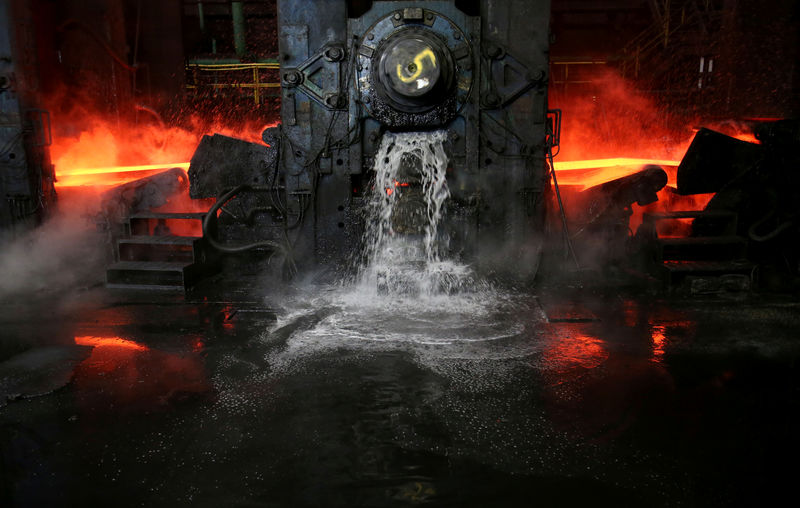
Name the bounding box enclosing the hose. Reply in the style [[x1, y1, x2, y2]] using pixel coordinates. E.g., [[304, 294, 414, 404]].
[[746, 190, 795, 242], [547, 147, 581, 270], [203, 185, 291, 257], [749, 218, 795, 242]]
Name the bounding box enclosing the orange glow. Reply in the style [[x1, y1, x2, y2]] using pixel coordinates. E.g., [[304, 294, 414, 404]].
[[56, 162, 192, 187], [385, 180, 410, 196], [75, 335, 148, 351], [73, 333, 210, 413], [548, 70, 762, 235], [553, 158, 680, 171], [61, 162, 191, 176], [50, 111, 275, 188], [651, 325, 666, 361], [632, 191, 715, 232], [544, 329, 608, 371], [732, 132, 759, 144], [553, 158, 680, 190]]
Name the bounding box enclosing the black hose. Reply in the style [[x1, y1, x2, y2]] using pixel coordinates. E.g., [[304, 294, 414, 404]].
[[749, 219, 795, 242], [548, 147, 581, 270], [746, 190, 795, 242], [203, 185, 290, 255]]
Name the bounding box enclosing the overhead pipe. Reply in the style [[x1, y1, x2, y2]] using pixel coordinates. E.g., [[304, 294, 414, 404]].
[[197, 1, 205, 33], [231, 1, 247, 59]]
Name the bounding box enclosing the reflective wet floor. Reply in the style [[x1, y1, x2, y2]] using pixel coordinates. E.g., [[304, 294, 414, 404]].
[[1, 282, 799, 507]]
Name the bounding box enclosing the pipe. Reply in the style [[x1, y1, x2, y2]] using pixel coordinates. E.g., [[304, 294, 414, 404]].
[[203, 185, 289, 255], [231, 1, 247, 59], [197, 1, 205, 33]]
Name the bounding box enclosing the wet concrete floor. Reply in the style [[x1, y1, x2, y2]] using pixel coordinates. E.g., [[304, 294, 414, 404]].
[[1, 282, 799, 507]]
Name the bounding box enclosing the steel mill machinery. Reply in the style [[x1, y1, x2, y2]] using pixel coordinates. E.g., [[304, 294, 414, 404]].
[[188, 0, 554, 280]]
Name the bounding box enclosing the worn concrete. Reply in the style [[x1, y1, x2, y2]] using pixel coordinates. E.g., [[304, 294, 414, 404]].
[[1, 281, 798, 507]]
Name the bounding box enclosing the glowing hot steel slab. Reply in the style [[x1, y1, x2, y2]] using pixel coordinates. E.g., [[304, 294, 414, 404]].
[[60, 162, 191, 177], [552, 158, 681, 171], [552, 158, 682, 190], [56, 162, 192, 187]]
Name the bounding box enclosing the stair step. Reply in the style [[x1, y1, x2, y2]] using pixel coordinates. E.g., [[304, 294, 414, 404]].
[[106, 261, 193, 287], [644, 210, 736, 221], [641, 209, 739, 239], [117, 235, 200, 263], [656, 235, 747, 262], [108, 261, 190, 271], [128, 212, 206, 220], [662, 260, 754, 273], [660, 260, 755, 290], [657, 235, 745, 246], [119, 235, 201, 246], [128, 213, 207, 237], [105, 283, 186, 292]]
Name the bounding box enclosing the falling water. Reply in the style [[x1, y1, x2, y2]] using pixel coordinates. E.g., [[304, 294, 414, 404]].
[[358, 131, 473, 296], [262, 131, 537, 374]]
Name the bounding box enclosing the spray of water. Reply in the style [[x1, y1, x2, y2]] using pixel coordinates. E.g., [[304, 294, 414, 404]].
[[261, 132, 542, 374], [359, 131, 474, 297]]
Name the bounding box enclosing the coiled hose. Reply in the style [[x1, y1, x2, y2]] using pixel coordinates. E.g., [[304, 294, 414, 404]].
[[203, 185, 297, 274]]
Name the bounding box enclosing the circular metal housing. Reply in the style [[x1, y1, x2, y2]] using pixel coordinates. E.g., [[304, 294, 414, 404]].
[[374, 28, 454, 113], [357, 9, 473, 129]]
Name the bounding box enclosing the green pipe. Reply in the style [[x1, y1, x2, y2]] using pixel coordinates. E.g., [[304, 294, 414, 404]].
[[197, 1, 205, 33], [232, 1, 246, 58]]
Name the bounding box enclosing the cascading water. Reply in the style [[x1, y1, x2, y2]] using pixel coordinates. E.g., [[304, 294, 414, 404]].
[[358, 131, 473, 297], [263, 132, 538, 374]]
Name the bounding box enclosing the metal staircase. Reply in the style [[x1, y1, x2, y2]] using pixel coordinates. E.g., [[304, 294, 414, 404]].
[[106, 212, 220, 291], [639, 209, 754, 290]]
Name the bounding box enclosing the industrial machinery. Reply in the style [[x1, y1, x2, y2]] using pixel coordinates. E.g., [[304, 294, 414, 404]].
[[189, 0, 553, 281], [0, 0, 56, 235]]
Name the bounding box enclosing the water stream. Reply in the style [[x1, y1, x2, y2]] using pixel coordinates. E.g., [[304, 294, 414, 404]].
[[265, 132, 538, 371]]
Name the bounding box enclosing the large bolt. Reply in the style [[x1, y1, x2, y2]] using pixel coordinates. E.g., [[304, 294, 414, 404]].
[[485, 44, 504, 59], [485, 92, 501, 107], [325, 46, 344, 62], [283, 70, 302, 86]]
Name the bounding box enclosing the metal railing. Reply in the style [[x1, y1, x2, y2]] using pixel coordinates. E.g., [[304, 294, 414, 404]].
[[185, 60, 281, 105]]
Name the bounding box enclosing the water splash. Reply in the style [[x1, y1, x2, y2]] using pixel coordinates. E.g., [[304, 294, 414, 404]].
[[359, 131, 475, 296], [262, 132, 542, 374]]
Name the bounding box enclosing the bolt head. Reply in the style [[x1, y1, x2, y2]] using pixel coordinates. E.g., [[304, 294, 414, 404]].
[[284, 71, 300, 84]]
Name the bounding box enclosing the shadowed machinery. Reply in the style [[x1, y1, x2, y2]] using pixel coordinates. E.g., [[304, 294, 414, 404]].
[[188, 0, 553, 282]]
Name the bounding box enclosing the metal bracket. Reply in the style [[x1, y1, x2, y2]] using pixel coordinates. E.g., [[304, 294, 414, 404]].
[[546, 109, 562, 152], [282, 44, 346, 110], [482, 42, 546, 109]]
